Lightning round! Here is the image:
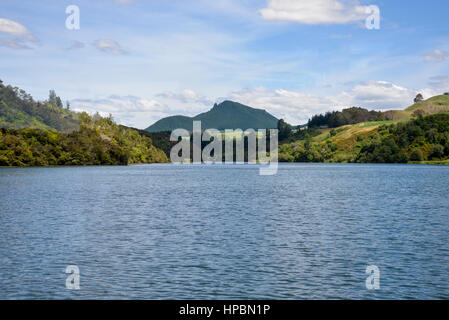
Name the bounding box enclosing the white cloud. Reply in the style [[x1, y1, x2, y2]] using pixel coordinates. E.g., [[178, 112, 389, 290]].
[[259, 0, 371, 25], [72, 95, 166, 128], [93, 39, 126, 55], [227, 81, 435, 125], [157, 89, 213, 106], [0, 18, 34, 39], [338, 81, 415, 108], [0, 18, 37, 49], [423, 50, 449, 62], [71, 81, 439, 128], [71, 91, 214, 129], [226, 87, 336, 124]]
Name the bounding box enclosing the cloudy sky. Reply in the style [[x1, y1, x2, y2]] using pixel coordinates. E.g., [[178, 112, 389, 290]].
[[1, 0, 449, 128]]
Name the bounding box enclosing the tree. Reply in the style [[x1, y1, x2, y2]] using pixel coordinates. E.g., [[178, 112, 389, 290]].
[[66, 101, 70, 110], [414, 93, 424, 104], [48, 90, 63, 108], [430, 144, 444, 159], [55, 96, 63, 108], [410, 149, 424, 161], [277, 119, 292, 141], [48, 90, 57, 105]]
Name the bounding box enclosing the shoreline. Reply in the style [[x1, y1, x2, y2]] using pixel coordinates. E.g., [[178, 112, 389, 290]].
[[1, 161, 448, 169]]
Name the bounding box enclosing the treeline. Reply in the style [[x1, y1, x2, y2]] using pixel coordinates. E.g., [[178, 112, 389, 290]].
[[357, 114, 449, 163], [308, 107, 383, 128], [0, 80, 79, 132], [126, 129, 177, 159], [0, 113, 168, 167]]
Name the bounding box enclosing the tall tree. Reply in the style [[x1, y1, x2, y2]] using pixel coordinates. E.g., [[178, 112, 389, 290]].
[[55, 96, 63, 108], [48, 90, 57, 105], [277, 119, 292, 141], [414, 93, 424, 103]]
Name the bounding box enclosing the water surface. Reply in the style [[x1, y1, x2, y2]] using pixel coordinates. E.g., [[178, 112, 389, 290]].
[[0, 164, 448, 299]]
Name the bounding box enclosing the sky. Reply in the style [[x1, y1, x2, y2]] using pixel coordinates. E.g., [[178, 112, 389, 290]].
[[1, 0, 449, 128]]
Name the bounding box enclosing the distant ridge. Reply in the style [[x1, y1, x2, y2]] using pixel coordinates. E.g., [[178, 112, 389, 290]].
[[145, 100, 278, 132]]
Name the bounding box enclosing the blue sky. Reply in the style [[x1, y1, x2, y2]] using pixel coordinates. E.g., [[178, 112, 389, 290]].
[[1, 0, 449, 128]]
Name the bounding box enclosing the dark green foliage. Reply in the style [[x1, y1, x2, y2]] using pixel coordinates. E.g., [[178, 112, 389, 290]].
[[277, 119, 292, 141], [357, 114, 449, 163], [145, 100, 278, 132], [48, 90, 64, 108], [121, 127, 176, 158], [410, 149, 424, 161], [308, 107, 383, 128], [414, 93, 424, 103], [0, 113, 168, 167], [430, 144, 445, 159]]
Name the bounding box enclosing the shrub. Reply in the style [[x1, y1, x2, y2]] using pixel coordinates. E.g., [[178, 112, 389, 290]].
[[430, 144, 445, 159], [410, 149, 424, 161]]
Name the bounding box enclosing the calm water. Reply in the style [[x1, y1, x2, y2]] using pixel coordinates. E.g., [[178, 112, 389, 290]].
[[0, 164, 448, 299]]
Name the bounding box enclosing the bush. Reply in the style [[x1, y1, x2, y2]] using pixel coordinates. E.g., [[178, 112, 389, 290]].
[[410, 149, 424, 161], [430, 144, 445, 159]]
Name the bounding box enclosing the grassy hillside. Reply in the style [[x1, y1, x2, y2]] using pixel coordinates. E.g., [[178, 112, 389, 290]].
[[280, 114, 449, 163], [146, 100, 278, 132], [405, 95, 449, 114], [0, 80, 79, 132], [280, 95, 449, 164]]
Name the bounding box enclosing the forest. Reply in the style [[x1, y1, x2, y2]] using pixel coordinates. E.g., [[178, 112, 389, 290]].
[[0, 113, 168, 166], [0, 80, 168, 166], [307, 107, 384, 128]]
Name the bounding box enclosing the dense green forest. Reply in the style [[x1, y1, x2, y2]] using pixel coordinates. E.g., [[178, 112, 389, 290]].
[[0, 80, 168, 166], [307, 107, 384, 128], [357, 114, 449, 163], [0, 113, 168, 166]]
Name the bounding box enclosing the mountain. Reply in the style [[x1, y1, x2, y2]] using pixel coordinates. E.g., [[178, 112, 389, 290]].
[[0, 80, 80, 132], [145, 100, 279, 132]]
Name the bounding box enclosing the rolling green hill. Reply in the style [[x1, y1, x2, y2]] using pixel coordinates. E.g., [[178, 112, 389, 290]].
[[0, 80, 79, 132], [279, 95, 449, 164], [405, 94, 449, 114], [145, 100, 278, 132]]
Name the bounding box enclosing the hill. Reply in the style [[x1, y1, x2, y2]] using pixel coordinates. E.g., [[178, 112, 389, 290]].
[[0, 112, 168, 167], [0, 80, 79, 132], [0, 80, 168, 166], [145, 100, 278, 132], [405, 94, 449, 114], [279, 95, 449, 164]]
